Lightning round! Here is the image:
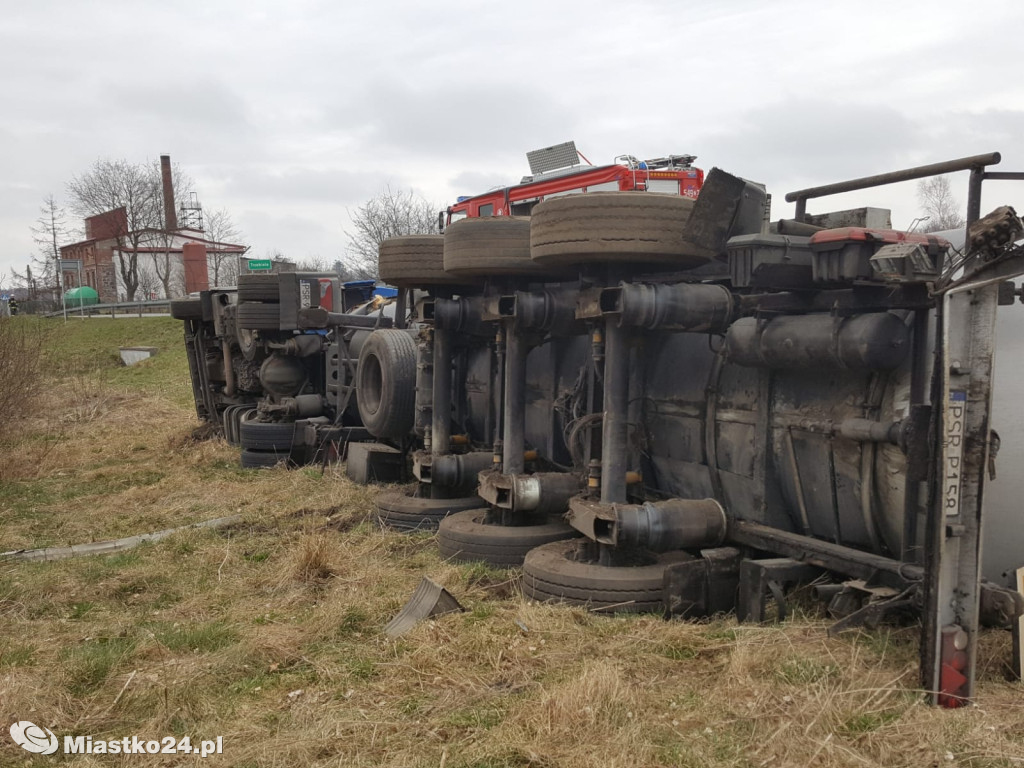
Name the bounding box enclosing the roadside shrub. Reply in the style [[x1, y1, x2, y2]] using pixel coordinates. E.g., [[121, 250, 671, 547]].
[[0, 318, 44, 425]]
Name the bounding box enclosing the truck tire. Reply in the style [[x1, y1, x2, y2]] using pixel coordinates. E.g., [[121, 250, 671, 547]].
[[222, 404, 254, 446], [237, 274, 280, 302], [530, 192, 706, 268], [376, 490, 483, 531], [443, 217, 566, 277], [222, 406, 238, 445], [237, 303, 281, 330], [239, 412, 298, 451], [378, 235, 454, 286], [170, 297, 203, 320], [522, 539, 693, 613], [356, 329, 416, 439], [438, 509, 578, 567]]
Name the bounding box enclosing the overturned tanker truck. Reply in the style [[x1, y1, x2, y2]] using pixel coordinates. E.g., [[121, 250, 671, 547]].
[[175, 147, 1024, 706]]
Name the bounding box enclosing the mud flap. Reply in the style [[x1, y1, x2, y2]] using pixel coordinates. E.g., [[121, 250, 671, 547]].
[[683, 168, 768, 259]]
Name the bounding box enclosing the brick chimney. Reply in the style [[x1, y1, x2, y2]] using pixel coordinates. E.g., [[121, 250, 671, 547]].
[[160, 155, 178, 231], [182, 242, 210, 293]]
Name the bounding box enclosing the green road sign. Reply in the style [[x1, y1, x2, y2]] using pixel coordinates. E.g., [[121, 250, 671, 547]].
[[247, 259, 272, 271]]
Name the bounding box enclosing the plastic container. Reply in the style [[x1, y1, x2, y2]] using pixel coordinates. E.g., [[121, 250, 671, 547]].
[[727, 233, 813, 289], [809, 228, 949, 283]]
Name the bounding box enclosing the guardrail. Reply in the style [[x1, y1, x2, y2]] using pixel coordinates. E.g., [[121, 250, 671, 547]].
[[44, 299, 172, 318]]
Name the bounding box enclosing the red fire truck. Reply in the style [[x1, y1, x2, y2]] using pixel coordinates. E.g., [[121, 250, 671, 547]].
[[442, 141, 704, 229]]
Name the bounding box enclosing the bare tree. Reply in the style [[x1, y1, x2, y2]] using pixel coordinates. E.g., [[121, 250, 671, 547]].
[[205, 208, 245, 286], [149, 230, 180, 299], [295, 255, 328, 271], [136, 261, 162, 301], [916, 176, 965, 233], [10, 195, 74, 311], [67, 160, 159, 301], [345, 187, 438, 278], [66, 158, 192, 301], [32, 195, 70, 281]]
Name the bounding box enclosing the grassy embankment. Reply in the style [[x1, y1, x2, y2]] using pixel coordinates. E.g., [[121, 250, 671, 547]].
[[0, 316, 1021, 767]]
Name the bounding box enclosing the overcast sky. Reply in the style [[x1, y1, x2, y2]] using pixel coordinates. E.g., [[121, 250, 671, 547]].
[[2, 0, 1023, 283]]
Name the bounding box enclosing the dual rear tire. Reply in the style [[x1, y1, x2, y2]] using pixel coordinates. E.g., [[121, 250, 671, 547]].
[[437, 509, 578, 567]]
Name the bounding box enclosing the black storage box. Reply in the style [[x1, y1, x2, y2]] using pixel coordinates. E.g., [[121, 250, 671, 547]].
[[727, 233, 813, 289]]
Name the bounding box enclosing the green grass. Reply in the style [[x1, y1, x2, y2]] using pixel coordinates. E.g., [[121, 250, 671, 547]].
[[774, 656, 841, 685], [29, 315, 193, 406], [444, 705, 506, 730], [840, 708, 904, 736], [153, 621, 239, 653], [62, 636, 136, 695], [0, 641, 36, 668]]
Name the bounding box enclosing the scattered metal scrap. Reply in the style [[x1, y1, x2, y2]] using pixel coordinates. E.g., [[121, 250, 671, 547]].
[[0, 515, 243, 562], [384, 576, 465, 638]]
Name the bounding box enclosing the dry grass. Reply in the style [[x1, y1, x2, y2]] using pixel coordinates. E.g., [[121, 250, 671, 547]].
[[1, 319, 1023, 767], [0, 317, 46, 431]]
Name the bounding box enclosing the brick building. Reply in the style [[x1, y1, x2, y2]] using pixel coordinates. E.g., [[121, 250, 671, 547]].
[[59, 209, 247, 301], [59, 209, 124, 302], [59, 155, 247, 301]]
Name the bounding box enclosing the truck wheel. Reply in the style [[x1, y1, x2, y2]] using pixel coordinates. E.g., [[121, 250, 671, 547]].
[[222, 406, 238, 445], [443, 217, 568, 277], [522, 539, 693, 613], [239, 412, 298, 451], [237, 304, 281, 330], [237, 274, 280, 302], [223, 404, 255, 446], [170, 297, 203, 320], [356, 329, 416, 439], [378, 235, 456, 286], [530, 192, 706, 268], [376, 489, 483, 531], [438, 509, 579, 567]]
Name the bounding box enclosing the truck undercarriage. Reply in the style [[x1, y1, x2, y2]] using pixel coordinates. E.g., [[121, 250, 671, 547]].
[[177, 152, 1024, 706]]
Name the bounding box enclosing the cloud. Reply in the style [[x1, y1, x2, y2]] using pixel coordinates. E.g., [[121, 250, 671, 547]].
[[3, 1, 1024, 279], [323, 79, 581, 166]]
